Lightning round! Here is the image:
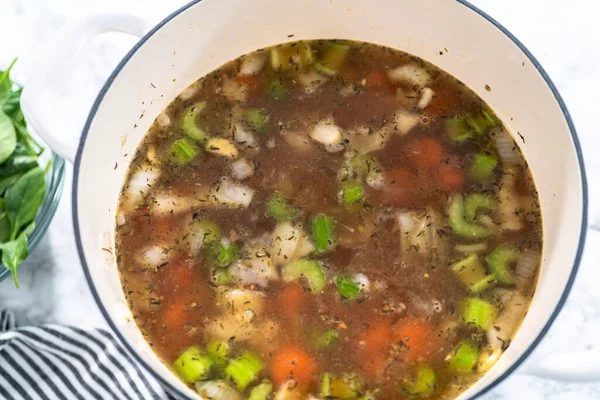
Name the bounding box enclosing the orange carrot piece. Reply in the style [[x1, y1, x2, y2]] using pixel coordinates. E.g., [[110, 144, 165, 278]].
[[271, 345, 318, 389], [358, 318, 393, 378], [392, 318, 439, 362], [278, 283, 307, 312], [163, 298, 190, 332], [406, 137, 445, 169], [438, 164, 465, 191]]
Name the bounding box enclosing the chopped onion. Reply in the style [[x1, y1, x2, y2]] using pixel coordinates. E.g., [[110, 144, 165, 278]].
[[179, 84, 199, 101], [274, 380, 303, 400], [236, 241, 279, 284], [126, 166, 159, 205], [195, 380, 243, 400], [487, 291, 527, 350], [211, 180, 255, 208], [515, 250, 539, 289], [348, 127, 390, 153], [229, 261, 269, 287], [239, 54, 266, 76], [388, 64, 433, 86], [366, 172, 384, 190], [354, 273, 370, 292], [150, 193, 198, 215], [398, 211, 431, 256], [496, 171, 524, 231], [271, 222, 302, 267], [492, 127, 520, 166], [137, 245, 168, 269], [156, 112, 171, 128], [311, 121, 342, 145], [394, 110, 421, 136], [222, 79, 248, 103], [230, 158, 254, 180], [455, 242, 488, 253], [418, 87, 435, 109], [478, 348, 503, 373], [283, 133, 315, 153], [297, 70, 328, 94], [234, 124, 258, 148]]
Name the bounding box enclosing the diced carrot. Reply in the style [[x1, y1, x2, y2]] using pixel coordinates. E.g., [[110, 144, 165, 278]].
[[392, 318, 440, 362], [157, 258, 194, 295], [366, 71, 391, 91], [438, 164, 465, 191], [151, 216, 175, 241], [382, 167, 437, 208], [406, 137, 445, 169], [278, 283, 307, 312], [163, 298, 190, 332], [271, 345, 318, 389], [358, 318, 393, 378]]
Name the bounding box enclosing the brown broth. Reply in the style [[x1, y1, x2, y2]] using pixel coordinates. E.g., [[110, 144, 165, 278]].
[[116, 40, 542, 399]]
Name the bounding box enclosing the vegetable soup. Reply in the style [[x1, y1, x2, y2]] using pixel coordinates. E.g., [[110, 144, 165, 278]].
[[116, 40, 542, 399]]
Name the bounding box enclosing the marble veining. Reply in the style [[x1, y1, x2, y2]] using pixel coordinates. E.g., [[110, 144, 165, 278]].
[[0, 0, 599, 399]]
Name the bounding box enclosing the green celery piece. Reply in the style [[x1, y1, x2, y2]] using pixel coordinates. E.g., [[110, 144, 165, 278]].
[[451, 253, 494, 293], [181, 102, 208, 141], [282, 258, 326, 294], [265, 192, 299, 220], [447, 340, 480, 375], [404, 364, 437, 397], [448, 194, 491, 239], [486, 245, 519, 285], [206, 340, 231, 365], [446, 117, 475, 144], [300, 42, 316, 66], [470, 275, 497, 293], [330, 374, 362, 399], [316, 329, 340, 349], [248, 381, 273, 400], [224, 352, 264, 391], [170, 137, 200, 165], [336, 275, 361, 299], [481, 110, 497, 128], [193, 219, 222, 247], [463, 193, 497, 221], [321, 42, 350, 72], [315, 62, 337, 77], [469, 153, 498, 183], [211, 268, 231, 286], [267, 78, 287, 100], [204, 240, 240, 268], [173, 346, 214, 383], [320, 373, 331, 397], [465, 115, 486, 134], [311, 214, 337, 253], [461, 297, 498, 330], [342, 181, 365, 206], [244, 108, 269, 134]]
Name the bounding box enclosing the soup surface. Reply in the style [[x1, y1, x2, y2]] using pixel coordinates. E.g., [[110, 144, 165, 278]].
[[116, 40, 542, 399]]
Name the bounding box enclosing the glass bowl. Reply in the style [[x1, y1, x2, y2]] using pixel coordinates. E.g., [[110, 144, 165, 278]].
[[0, 151, 66, 282]]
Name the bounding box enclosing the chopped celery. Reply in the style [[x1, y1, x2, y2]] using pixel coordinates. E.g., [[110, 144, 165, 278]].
[[451, 254, 495, 293], [181, 102, 208, 141], [265, 192, 299, 220], [316, 329, 340, 349], [320, 373, 331, 397], [342, 181, 365, 206], [315, 62, 337, 77], [461, 297, 498, 330], [311, 214, 337, 253], [320, 42, 350, 73], [465, 115, 486, 134], [173, 346, 214, 383], [282, 258, 326, 293], [469, 153, 498, 183], [211, 268, 232, 286], [343, 154, 382, 181], [194, 220, 222, 246], [244, 108, 269, 134], [446, 117, 475, 144], [267, 78, 287, 100], [463, 193, 497, 221], [224, 352, 263, 391], [204, 239, 240, 268], [300, 42, 316, 66], [329, 374, 361, 399], [170, 138, 200, 165], [482, 110, 496, 127], [486, 245, 519, 285], [206, 340, 231, 365], [404, 364, 436, 397], [270, 46, 295, 71], [448, 194, 491, 239], [248, 381, 273, 400], [447, 340, 480, 375], [336, 275, 361, 299]]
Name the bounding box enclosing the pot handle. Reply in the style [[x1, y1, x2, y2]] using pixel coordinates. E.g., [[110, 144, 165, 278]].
[[20, 12, 155, 164]]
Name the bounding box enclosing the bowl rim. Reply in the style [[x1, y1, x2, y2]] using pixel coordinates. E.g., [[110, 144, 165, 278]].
[[72, 0, 589, 398]]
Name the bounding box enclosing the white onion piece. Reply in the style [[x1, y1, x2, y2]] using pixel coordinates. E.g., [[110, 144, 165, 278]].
[[496, 172, 524, 231], [515, 250, 539, 289], [366, 172, 384, 190], [271, 222, 302, 267], [274, 380, 303, 400], [348, 127, 389, 153], [229, 261, 269, 288], [125, 166, 159, 205], [478, 348, 503, 373], [230, 158, 254, 180], [311, 121, 343, 146], [284, 133, 315, 153], [234, 124, 258, 148], [455, 242, 488, 253], [418, 87, 435, 109], [222, 79, 248, 103], [388, 64, 432, 86], [179, 84, 199, 101], [156, 112, 171, 128], [487, 291, 528, 350], [150, 193, 198, 215], [211, 180, 255, 208], [137, 246, 168, 269], [294, 232, 315, 259], [218, 288, 265, 315], [297, 70, 328, 94], [398, 211, 431, 256], [354, 273, 370, 292], [195, 381, 243, 400], [493, 127, 520, 166], [240, 242, 279, 284], [394, 110, 421, 136], [116, 213, 126, 227], [239, 54, 266, 76]]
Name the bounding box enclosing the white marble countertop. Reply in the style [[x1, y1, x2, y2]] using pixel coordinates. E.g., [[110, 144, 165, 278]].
[[1, 0, 599, 399]]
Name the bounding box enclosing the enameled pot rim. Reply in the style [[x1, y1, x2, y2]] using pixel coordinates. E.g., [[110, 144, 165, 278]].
[[72, 1, 589, 398]]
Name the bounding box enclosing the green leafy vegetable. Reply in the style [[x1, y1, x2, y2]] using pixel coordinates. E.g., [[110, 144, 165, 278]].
[[4, 167, 45, 240], [336, 275, 361, 299], [0, 111, 17, 164], [311, 214, 337, 253]]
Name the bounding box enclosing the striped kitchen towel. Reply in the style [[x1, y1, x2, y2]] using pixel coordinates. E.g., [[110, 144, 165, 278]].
[[0, 310, 172, 400]]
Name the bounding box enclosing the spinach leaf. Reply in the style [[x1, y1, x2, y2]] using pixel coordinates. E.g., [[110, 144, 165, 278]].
[[0, 58, 17, 106], [1, 87, 25, 124], [0, 173, 22, 196], [0, 148, 38, 177], [0, 110, 16, 164], [4, 166, 45, 240], [0, 198, 10, 243], [0, 226, 31, 288]]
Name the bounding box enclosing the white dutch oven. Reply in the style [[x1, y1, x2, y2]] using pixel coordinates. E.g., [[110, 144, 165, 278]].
[[20, 0, 589, 398]]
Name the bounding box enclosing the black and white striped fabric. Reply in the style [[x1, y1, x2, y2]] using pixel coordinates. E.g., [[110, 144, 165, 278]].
[[0, 310, 172, 400]]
